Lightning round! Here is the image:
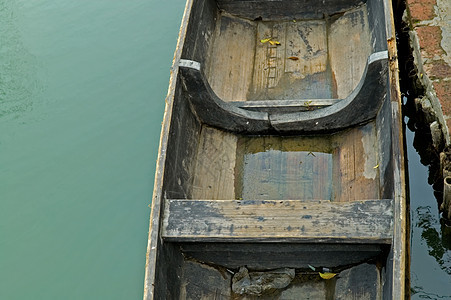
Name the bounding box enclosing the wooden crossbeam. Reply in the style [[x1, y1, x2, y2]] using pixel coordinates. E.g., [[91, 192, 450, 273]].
[[162, 199, 393, 243]]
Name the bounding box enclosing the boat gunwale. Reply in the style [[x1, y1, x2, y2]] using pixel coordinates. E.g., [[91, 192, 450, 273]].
[[143, 0, 195, 299]]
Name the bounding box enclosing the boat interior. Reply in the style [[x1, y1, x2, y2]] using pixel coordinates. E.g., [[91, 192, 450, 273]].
[[148, 0, 402, 298]]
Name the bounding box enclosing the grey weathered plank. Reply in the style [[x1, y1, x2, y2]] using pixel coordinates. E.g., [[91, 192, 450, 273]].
[[328, 5, 371, 99], [162, 199, 393, 242], [332, 122, 380, 202], [191, 126, 237, 200], [334, 263, 381, 299], [204, 14, 256, 101]]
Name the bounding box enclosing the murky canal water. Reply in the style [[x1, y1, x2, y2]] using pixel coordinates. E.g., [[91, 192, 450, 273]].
[[0, 1, 185, 299], [406, 125, 451, 299], [1, 0, 451, 299]]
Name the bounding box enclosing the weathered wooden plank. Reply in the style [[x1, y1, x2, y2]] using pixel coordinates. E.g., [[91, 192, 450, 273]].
[[179, 260, 232, 299], [332, 123, 380, 202], [181, 0, 217, 64], [204, 14, 256, 101], [328, 5, 371, 98], [283, 20, 331, 99], [334, 263, 381, 299], [162, 199, 393, 242], [249, 21, 286, 99], [235, 135, 333, 201], [249, 20, 332, 100], [191, 126, 237, 200]]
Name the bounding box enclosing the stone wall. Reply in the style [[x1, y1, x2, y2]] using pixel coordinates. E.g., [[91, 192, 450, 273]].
[[404, 0, 451, 217]]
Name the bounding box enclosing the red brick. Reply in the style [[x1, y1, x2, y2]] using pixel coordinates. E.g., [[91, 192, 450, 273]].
[[435, 81, 451, 117], [428, 60, 451, 80], [407, 0, 437, 21], [416, 26, 445, 58], [447, 119, 451, 133]]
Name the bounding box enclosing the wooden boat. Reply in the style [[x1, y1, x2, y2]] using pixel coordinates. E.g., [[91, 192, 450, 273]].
[[144, 0, 407, 298]]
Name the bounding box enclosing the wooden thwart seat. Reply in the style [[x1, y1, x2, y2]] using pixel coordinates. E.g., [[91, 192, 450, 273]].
[[162, 198, 393, 243]]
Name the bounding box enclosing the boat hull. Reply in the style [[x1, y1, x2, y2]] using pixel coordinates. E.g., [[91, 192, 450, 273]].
[[144, 0, 407, 298]]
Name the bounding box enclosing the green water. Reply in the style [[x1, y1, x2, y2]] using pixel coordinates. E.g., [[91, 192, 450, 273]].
[[0, 1, 185, 299]]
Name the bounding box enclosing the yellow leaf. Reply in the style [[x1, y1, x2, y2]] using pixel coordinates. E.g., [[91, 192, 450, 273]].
[[373, 164, 379, 169], [319, 272, 337, 279], [260, 38, 272, 43], [269, 40, 281, 45]]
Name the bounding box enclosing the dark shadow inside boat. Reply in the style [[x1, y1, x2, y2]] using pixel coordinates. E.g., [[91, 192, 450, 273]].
[[146, 0, 406, 299]]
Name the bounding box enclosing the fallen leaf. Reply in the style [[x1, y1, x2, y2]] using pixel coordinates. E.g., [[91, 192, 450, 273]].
[[260, 38, 272, 43], [288, 56, 299, 60], [373, 164, 379, 169], [269, 40, 281, 45], [319, 272, 337, 279]]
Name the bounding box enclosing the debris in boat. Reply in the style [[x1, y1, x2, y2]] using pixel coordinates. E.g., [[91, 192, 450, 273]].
[[319, 272, 338, 279], [304, 100, 313, 110], [308, 151, 316, 157], [288, 56, 299, 60], [260, 38, 281, 46], [232, 266, 295, 296]]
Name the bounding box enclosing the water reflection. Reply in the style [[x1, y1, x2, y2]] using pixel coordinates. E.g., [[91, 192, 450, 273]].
[[406, 127, 451, 299], [414, 206, 451, 275]]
